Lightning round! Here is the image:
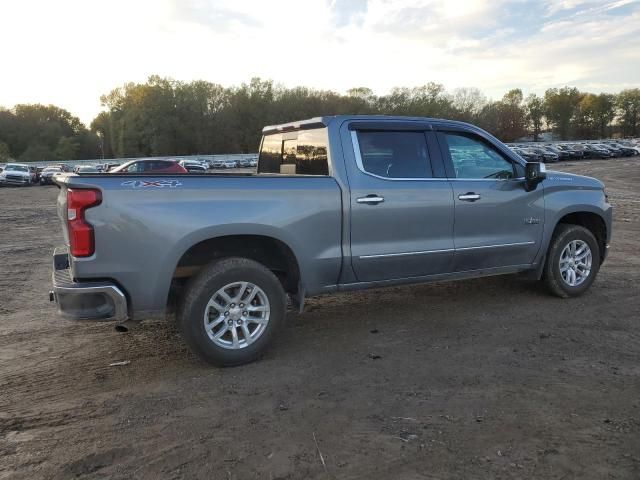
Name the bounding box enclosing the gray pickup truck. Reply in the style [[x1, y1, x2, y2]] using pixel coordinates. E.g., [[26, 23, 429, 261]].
[[51, 115, 612, 366]]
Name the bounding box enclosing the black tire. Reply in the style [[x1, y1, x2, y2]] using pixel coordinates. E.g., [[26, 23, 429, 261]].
[[178, 257, 286, 367], [543, 224, 600, 298]]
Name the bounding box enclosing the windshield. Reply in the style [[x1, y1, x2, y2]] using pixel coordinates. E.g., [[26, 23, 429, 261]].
[[43, 167, 62, 172], [109, 162, 133, 173], [6, 164, 28, 172]]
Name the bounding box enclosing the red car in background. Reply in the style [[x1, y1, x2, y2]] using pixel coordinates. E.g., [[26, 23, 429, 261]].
[[109, 159, 187, 174]]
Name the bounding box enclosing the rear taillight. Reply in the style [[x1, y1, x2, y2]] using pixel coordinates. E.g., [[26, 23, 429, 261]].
[[67, 188, 101, 257]]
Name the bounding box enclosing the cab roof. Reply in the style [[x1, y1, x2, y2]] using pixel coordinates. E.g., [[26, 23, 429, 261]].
[[261, 115, 479, 135]]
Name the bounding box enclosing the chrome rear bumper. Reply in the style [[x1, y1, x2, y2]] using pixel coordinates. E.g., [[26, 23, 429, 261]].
[[50, 248, 128, 321]]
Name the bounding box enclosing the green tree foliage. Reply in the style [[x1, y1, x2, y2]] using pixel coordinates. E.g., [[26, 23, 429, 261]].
[[20, 144, 53, 162], [2, 78, 639, 161], [0, 141, 10, 161], [495, 89, 528, 141], [0, 104, 100, 162], [573, 93, 616, 139], [593, 93, 616, 139], [525, 94, 545, 141], [452, 87, 487, 122], [616, 89, 640, 137], [54, 137, 80, 160], [544, 87, 582, 140]]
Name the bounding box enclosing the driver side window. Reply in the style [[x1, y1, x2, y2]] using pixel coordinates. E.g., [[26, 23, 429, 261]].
[[444, 133, 515, 180]]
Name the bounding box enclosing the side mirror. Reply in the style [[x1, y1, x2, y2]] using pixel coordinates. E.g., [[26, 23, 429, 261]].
[[524, 162, 546, 191]]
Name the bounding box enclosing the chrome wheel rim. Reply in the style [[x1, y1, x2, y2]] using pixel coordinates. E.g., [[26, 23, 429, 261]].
[[559, 240, 592, 287], [203, 282, 270, 350]]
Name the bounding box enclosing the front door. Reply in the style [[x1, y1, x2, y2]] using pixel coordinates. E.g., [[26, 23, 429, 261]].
[[438, 131, 544, 271], [348, 129, 455, 282]]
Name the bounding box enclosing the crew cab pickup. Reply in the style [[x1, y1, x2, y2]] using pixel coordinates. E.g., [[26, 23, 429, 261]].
[[51, 116, 612, 366]]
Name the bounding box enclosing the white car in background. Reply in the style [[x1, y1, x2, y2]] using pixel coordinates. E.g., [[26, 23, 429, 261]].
[[75, 165, 100, 174], [211, 159, 237, 169], [0, 163, 34, 186], [40, 166, 64, 185], [179, 160, 207, 173]]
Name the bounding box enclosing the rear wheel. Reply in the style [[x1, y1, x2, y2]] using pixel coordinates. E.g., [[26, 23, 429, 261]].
[[179, 257, 286, 366], [543, 224, 600, 298]]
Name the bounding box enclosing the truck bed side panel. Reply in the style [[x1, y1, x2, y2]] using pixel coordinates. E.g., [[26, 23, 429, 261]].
[[58, 175, 342, 317]]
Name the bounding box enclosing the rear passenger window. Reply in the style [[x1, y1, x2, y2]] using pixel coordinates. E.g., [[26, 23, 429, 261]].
[[356, 131, 432, 179], [258, 128, 329, 175]]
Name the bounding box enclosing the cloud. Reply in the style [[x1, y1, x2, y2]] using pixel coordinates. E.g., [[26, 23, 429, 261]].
[[172, 0, 262, 31], [329, 0, 368, 27], [0, 0, 637, 124]]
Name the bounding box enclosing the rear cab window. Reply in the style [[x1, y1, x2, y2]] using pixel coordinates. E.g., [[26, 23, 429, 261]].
[[258, 128, 329, 175]]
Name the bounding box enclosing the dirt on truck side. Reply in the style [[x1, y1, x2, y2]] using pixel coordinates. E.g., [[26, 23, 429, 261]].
[[1, 158, 639, 480]]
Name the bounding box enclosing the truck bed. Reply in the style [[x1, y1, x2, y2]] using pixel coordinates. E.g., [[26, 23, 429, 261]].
[[55, 173, 343, 318]]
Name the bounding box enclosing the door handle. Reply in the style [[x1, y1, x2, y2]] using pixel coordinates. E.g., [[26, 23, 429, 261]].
[[357, 195, 385, 205], [458, 192, 481, 202]]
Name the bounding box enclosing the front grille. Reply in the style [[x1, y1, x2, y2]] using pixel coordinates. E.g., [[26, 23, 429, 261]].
[[6, 175, 27, 181]]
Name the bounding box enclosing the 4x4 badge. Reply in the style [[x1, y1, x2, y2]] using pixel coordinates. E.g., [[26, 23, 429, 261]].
[[121, 180, 182, 188]]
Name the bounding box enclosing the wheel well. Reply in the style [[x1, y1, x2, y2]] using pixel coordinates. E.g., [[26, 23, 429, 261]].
[[556, 212, 607, 261], [171, 235, 301, 295]]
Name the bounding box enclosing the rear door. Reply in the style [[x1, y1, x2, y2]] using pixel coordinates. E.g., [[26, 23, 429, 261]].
[[347, 125, 455, 282], [437, 129, 544, 271]]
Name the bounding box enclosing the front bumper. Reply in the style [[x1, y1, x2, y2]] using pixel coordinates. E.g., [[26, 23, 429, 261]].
[[50, 248, 128, 321], [0, 177, 31, 185]]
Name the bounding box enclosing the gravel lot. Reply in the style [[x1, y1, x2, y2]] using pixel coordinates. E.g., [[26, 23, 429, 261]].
[[1, 159, 639, 479]]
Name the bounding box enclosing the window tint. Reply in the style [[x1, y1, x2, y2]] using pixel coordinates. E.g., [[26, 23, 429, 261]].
[[296, 130, 329, 175], [258, 128, 329, 175], [258, 134, 283, 173], [444, 133, 515, 179], [357, 131, 431, 179]]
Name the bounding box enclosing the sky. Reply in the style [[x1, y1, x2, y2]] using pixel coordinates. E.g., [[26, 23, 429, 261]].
[[0, 0, 638, 125]]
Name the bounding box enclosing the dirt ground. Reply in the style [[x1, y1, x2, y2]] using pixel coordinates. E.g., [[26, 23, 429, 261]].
[[0, 159, 639, 480]]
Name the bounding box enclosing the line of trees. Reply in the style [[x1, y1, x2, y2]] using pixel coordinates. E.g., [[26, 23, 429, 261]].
[[0, 105, 101, 162], [1, 76, 639, 162]]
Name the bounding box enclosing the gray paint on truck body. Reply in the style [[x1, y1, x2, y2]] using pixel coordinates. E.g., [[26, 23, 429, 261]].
[[54, 115, 612, 320]]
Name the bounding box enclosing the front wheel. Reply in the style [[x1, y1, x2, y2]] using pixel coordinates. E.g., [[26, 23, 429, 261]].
[[179, 257, 286, 366], [543, 224, 600, 298]]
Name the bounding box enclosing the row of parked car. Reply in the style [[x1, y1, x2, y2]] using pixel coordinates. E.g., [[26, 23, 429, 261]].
[[507, 139, 640, 163], [0, 157, 259, 186]]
